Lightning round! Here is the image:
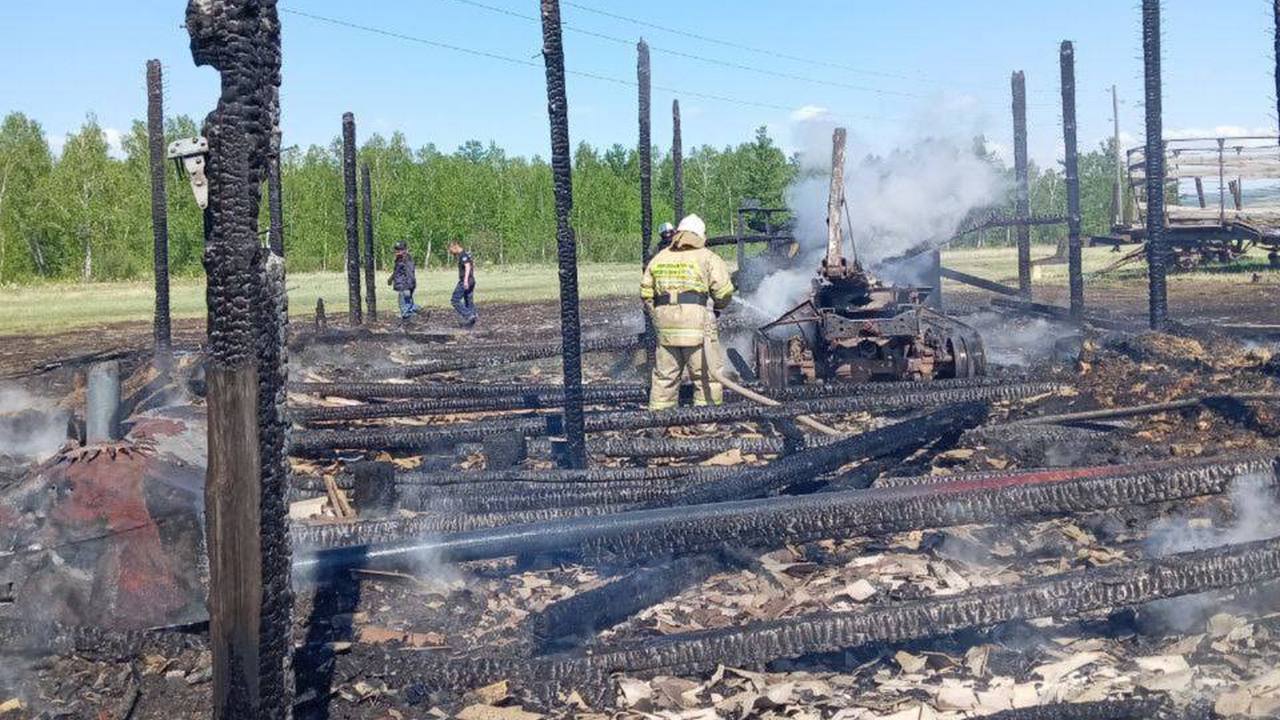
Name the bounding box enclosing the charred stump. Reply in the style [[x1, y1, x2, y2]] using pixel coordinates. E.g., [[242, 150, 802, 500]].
[[184, 0, 292, 716], [342, 111, 362, 325], [146, 59, 171, 358], [540, 0, 587, 468], [1011, 70, 1031, 300], [672, 99, 684, 222], [1143, 0, 1168, 329], [361, 162, 377, 320], [1060, 41, 1084, 318]]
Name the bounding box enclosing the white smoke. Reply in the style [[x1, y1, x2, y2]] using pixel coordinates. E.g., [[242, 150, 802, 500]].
[[746, 108, 1004, 318], [1144, 473, 1280, 631], [0, 385, 68, 463]]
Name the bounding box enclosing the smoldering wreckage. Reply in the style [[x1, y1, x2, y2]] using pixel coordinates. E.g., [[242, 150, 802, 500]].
[[6, 2, 1280, 719]]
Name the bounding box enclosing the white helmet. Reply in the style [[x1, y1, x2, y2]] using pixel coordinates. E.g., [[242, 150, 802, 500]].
[[658, 222, 676, 237], [676, 214, 706, 240]]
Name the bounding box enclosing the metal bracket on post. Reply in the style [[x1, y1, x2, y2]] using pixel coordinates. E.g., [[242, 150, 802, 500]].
[[166, 137, 210, 209]]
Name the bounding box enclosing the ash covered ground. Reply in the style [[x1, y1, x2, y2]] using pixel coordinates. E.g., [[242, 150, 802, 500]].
[[4, 282, 1280, 720]]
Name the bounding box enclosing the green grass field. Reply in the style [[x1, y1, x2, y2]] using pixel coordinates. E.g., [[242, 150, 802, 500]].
[[0, 263, 641, 335], [1, 246, 1275, 336]]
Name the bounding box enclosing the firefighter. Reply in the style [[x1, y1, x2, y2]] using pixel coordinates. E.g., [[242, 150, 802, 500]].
[[654, 221, 676, 254], [640, 214, 734, 410]]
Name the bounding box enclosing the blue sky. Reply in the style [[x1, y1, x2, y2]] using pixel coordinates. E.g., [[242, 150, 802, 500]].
[[2, 1, 1277, 167]]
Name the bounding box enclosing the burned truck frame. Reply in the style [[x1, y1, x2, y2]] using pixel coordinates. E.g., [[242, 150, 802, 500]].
[[753, 128, 986, 387], [1094, 135, 1280, 269], [704, 202, 801, 293]]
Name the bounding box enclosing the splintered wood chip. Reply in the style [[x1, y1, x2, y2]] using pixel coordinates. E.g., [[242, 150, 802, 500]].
[[935, 681, 979, 711], [894, 651, 927, 674], [1033, 651, 1105, 684], [1135, 655, 1191, 674], [964, 645, 991, 677], [616, 677, 652, 706], [464, 680, 510, 706], [702, 448, 745, 466], [455, 705, 542, 720], [839, 579, 877, 602], [356, 625, 446, 648]]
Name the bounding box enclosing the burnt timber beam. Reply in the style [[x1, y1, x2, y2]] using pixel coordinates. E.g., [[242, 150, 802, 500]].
[[1012, 70, 1032, 300], [294, 453, 1272, 571], [1061, 40, 1084, 319], [1143, 0, 1168, 330], [289, 381, 1064, 453], [939, 266, 1022, 296], [184, 0, 291, 716], [361, 162, 377, 321], [540, 0, 587, 468], [324, 514, 1280, 701], [146, 59, 171, 359], [527, 554, 723, 653], [342, 111, 362, 325]]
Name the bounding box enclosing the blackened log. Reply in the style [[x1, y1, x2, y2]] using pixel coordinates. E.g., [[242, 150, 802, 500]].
[[326, 534, 1280, 701], [1143, 0, 1168, 329], [1060, 41, 1084, 318], [672, 99, 684, 221], [342, 111, 362, 325], [185, 0, 290, 715], [296, 453, 1270, 571], [671, 402, 987, 505], [361, 162, 376, 320], [1012, 71, 1031, 299], [540, 0, 587, 467], [528, 555, 723, 653], [146, 59, 171, 357], [292, 380, 646, 402], [387, 465, 728, 486]]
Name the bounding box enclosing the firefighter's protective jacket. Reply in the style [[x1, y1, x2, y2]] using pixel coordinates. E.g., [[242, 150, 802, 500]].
[[640, 229, 734, 347]]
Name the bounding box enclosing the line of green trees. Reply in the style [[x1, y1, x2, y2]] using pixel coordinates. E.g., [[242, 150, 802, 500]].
[[0, 110, 1123, 284]]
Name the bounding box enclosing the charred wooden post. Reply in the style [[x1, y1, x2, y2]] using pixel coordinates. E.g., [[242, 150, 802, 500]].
[[1061, 41, 1084, 318], [672, 99, 684, 221], [185, 0, 291, 715], [1275, 0, 1280, 142], [361, 162, 377, 320], [638, 39, 652, 264], [540, 0, 587, 468], [342, 112, 362, 325], [314, 297, 327, 332], [1143, 0, 1168, 330], [146, 60, 171, 358], [266, 140, 284, 257], [1011, 71, 1031, 300]]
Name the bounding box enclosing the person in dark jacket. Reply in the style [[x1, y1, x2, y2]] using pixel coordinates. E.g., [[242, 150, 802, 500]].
[[388, 240, 419, 319], [449, 239, 477, 327]]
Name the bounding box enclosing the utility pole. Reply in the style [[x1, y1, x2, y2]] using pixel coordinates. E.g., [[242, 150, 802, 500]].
[[638, 39, 652, 265]]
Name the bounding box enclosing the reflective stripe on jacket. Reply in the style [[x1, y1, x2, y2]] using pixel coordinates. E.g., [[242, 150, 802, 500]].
[[641, 232, 734, 347]]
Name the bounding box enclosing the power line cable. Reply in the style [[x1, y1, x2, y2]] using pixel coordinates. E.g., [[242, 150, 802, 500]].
[[443, 0, 922, 99], [279, 7, 902, 122], [561, 0, 1058, 95]]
